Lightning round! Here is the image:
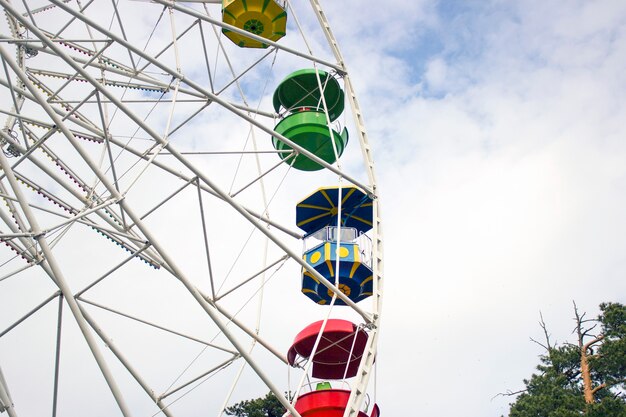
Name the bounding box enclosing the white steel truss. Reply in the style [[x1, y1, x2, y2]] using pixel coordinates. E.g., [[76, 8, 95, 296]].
[[0, 1, 382, 417]]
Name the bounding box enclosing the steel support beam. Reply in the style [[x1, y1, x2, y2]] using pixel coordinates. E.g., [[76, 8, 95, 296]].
[[3, 2, 370, 319], [78, 304, 177, 417], [0, 44, 134, 417], [47, 0, 372, 195], [0, 7, 303, 415], [0, 365, 18, 417]]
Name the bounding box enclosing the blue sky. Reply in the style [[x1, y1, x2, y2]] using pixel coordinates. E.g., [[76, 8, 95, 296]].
[[320, 1, 626, 416]]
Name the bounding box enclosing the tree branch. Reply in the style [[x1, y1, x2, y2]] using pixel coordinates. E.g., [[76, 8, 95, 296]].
[[583, 335, 605, 352], [573, 301, 584, 348], [529, 337, 548, 351], [539, 311, 552, 351], [492, 389, 527, 400], [590, 383, 606, 395]]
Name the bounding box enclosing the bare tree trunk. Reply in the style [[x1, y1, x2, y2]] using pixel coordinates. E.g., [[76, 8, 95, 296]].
[[580, 344, 594, 404], [572, 301, 604, 405]]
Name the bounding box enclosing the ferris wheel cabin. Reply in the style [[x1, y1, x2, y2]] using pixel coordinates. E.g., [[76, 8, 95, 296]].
[[221, 0, 287, 48], [287, 319, 369, 379], [272, 69, 349, 171], [287, 320, 380, 417], [289, 389, 380, 417], [296, 186, 374, 305]]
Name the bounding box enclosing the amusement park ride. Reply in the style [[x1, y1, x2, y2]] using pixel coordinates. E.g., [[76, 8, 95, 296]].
[[0, 1, 382, 417]]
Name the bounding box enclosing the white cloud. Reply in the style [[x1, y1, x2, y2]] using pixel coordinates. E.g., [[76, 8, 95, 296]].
[[337, 1, 626, 416], [2, 1, 626, 417], [424, 57, 448, 92]]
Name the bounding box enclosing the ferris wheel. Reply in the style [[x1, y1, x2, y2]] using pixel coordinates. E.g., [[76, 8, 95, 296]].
[[0, 1, 383, 417]]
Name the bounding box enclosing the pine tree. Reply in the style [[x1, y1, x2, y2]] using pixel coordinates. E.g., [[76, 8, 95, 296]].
[[225, 392, 286, 417], [507, 302, 626, 417]]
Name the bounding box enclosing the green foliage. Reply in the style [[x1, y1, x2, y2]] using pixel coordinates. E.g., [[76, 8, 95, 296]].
[[594, 303, 626, 387], [225, 392, 286, 417], [509, 348, 585, 417], [585, 397, 626, 417], [507, 302, 626, 417]]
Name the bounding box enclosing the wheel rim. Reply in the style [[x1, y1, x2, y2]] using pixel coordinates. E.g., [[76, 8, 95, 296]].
[[0, 2, 382, 416]]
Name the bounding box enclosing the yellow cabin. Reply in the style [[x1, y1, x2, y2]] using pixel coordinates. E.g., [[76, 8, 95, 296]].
[[222, 0, 287, 48]]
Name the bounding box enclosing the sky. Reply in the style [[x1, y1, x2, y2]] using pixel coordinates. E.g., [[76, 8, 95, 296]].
[[1, 1, 626, 417], [321, 1, 626, 415]]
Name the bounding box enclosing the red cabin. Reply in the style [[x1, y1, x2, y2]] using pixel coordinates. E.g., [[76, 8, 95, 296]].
[[289, 389, 380, 417], [288, 319, 368, 379]]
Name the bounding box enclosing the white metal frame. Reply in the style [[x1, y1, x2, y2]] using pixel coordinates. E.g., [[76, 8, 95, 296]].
[[0, 1, 382, 416]]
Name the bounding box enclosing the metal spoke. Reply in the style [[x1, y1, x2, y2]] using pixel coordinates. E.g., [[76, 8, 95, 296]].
[[51, 295, 63, 417], [0, 2, 382, 417]]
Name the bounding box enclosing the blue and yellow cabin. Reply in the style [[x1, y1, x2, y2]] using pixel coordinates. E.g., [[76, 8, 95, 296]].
[[301, 226, 373, 305]]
